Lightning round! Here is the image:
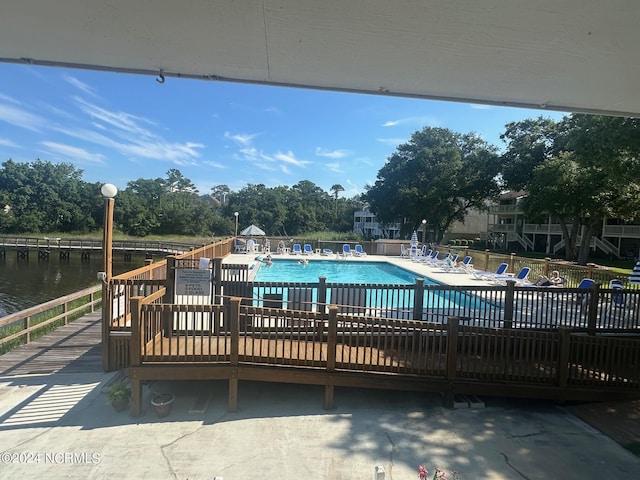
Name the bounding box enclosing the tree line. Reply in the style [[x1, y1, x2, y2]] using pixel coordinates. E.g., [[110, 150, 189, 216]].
[[0, 163, 361, 238], [364, 113, 640, 264], [1, 113, 639, 264]]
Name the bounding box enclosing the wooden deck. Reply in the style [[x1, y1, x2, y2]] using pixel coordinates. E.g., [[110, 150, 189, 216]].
[[143, 334, 442, 372], [0, 312, 102, 376]]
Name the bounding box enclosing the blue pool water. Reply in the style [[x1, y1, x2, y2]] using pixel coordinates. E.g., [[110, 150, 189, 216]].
[[251, 258, 491, 313], [253, 259, 435, 284]]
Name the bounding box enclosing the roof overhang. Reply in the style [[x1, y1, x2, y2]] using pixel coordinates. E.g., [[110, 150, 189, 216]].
[[1, 1, 638, 117]]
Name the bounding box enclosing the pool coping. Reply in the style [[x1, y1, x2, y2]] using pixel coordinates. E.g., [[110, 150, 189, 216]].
[[224, 252, 495, 287]]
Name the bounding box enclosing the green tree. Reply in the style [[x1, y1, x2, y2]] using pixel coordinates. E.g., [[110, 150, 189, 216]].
[[0, 159, 96, 233], [364, 127, 502, 242], [501, 114, 640, 264]]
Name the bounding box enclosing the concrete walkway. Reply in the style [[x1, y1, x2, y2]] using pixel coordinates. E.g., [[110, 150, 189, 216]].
[[1, 372, 639, 479]]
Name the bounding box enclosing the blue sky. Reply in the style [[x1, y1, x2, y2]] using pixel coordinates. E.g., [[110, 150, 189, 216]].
[[0, 63, 565, 198]]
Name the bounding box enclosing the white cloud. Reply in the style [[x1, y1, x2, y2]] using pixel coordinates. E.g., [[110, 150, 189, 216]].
[[273, 151, 310, 168], [0, 138, 19, 148], [0, 93, 21, 105], [0, 102, 47, 131], [40, 141, 106, 165], [315, 147, 348, 159], [469, 103, 493, 110], [224, 131, 259, 146], [382, 116, 440, 127], [74, 97, 156, 138], [53, 99, 206, 166], [376, 137, 407, 146], [63, 75, 98, 97], [202, 160, 226, 169], [325, 162, 342, 173]]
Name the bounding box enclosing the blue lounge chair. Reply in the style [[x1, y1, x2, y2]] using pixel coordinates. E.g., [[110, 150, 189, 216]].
[[354, 244, 367, 256], [321, 248, 333, 256], [472, 263, 508, 280], [342, 244, 353, 256], [444, 255, 473, 272], [491, 267, 531, 285], [303, 244, 313, 255], [606, 279, 634, 320], [291, 243, 302, 255]]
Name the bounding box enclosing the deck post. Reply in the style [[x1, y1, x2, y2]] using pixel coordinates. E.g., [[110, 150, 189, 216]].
[[557, 328, 571, 391], [444, 316, 459, 408], [324, 306, 338, 409], [586, 283, 599, 336], [228, 297, 241, 412], [130, 297, 142, 367], [543, 258, 550, 277], [163, 256, 176, 337], [129, 296, 143, 416], [318, 276, 327, 312], [213, 258, 223, 305], [413, 278, 424, 321], [503, 280, 515, 329]]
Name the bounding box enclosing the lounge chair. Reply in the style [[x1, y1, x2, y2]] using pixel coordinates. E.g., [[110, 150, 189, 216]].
[[320, 248, 333, 256], [491, 267, 531, 285], [291, 243, 302, 255], [303, 244, 313, 255], [342, 244, 353, 256], [574, 277, 596, 309], [421, 250, 440, 264], [354, 244, 367, 256], [400, 245, 410, 258], [605, 279, 634, 321], [472, 263, 509, 280], [443, 255, 473, 273], [433, 253, 458, 267]]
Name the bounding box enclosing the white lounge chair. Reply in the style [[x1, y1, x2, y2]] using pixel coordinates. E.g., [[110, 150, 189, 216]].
[[354, 244, 367, 256], [472, 263, 508, 280]]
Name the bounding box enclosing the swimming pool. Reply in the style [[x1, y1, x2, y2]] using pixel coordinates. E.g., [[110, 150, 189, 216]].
[[253, 259, 435, 285], [250, 258, 491, 315]]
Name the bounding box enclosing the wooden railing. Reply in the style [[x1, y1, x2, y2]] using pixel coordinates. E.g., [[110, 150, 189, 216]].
[[0, 286, 101, 354], [0, 235, 199, 255], [245, 279, 640, 334], [103, 237, 236, 370], [446, 248, 634, 289], [127, 296, 640, 414]]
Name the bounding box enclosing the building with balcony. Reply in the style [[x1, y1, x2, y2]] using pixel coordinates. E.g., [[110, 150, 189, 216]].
[[353, 207, 401, 239], [486, 191, 640, 260]]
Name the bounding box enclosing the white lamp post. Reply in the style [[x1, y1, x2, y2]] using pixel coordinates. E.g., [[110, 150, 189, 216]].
[[234, 211, 239, 238], [421, 219, 427, 244], [100, 183, 117, 371]]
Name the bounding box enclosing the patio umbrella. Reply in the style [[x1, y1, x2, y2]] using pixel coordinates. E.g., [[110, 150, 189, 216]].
[[629, 259, 640, 285], [240, 224, 266, 236], [410, 230, 418, 247]]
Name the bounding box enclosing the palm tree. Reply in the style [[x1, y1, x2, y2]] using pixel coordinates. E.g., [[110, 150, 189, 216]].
[[330, 184, 345, 222]]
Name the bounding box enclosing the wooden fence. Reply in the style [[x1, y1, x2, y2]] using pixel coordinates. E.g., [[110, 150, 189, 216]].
[[127, 296, 640, 414], [0, 286, 101, 354]]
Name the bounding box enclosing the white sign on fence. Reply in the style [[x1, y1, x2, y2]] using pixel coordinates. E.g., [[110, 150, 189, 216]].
[[175, 268, 211, 296]]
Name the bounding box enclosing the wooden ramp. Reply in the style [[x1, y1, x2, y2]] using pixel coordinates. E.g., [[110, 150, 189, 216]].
[[0, 312, 103, 376]]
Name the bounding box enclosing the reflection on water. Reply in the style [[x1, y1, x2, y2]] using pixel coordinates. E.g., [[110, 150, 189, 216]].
[[0, 252, 145, 316]]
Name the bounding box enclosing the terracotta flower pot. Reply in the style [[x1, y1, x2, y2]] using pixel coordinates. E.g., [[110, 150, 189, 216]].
[[111, 397, 129, 413], [151, 393, 175, 418]]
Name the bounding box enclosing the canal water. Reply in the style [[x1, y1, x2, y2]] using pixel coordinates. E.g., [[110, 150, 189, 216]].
[[0, 252, 145, 317]]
